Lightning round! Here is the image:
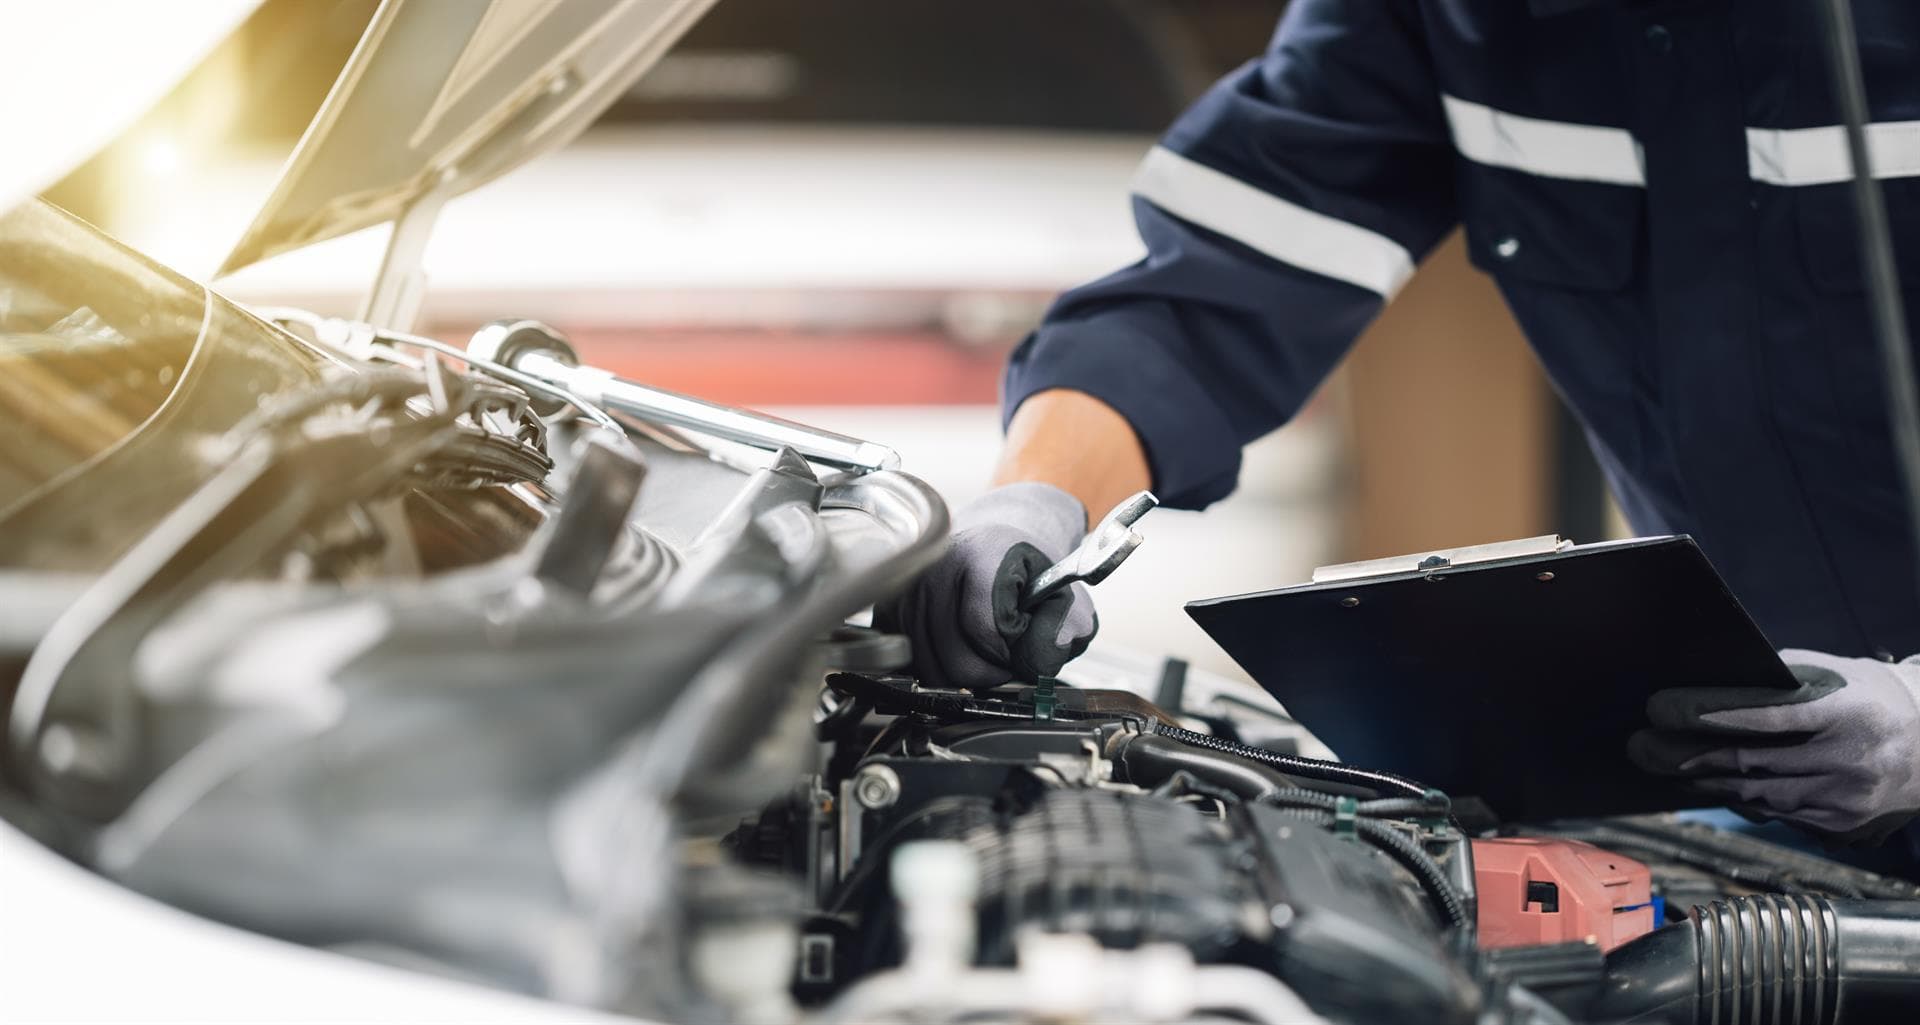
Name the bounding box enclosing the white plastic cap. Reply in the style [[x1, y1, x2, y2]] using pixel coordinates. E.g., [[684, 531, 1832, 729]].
[[889, 841, 979, 905]]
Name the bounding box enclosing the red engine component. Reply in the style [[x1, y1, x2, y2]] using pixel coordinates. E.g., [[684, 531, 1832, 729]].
[[1471, 837, 1655, 951]]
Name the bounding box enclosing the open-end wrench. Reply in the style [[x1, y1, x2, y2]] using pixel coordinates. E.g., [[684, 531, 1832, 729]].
[[1020, 490, 1159, 612]]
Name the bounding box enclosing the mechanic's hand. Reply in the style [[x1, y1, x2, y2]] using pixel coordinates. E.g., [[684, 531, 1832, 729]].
[[875, 482, 1097, 692], [1628, 649, 1920, 844]]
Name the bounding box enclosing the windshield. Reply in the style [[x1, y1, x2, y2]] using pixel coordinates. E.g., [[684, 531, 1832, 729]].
[[0, 199, 334, 571]]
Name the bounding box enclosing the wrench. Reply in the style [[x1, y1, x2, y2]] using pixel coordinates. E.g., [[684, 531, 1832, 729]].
[[1020, 490, 1159, 611]]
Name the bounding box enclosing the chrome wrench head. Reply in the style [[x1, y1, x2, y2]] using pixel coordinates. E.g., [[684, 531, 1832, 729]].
[[1021, 490, 1159, 609]]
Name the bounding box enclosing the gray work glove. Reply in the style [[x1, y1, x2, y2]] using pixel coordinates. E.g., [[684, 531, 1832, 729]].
[[875, 482, 1097, 692], [1628, 649, 1920, 845]]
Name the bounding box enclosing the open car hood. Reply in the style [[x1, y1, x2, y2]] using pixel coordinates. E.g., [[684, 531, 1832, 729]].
[[217, 0, 718, 277]]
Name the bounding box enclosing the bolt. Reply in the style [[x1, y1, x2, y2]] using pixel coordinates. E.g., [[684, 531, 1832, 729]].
[[853, 764, 902, 810]]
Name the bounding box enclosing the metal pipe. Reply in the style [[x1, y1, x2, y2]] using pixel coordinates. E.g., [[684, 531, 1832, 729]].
[[512, 351, 899, 472]]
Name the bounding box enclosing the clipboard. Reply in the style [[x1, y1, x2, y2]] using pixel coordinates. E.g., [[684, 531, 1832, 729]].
[[1184, 535, 1798, 820]]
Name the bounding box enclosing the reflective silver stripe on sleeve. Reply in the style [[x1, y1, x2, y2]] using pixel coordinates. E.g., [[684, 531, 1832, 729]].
[[1748, 122, 1920, 186], [1130, 145, 1417, 298], [1441, 94, 1647, 187]]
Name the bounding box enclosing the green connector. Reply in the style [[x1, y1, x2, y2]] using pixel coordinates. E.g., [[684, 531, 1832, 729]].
[[1033, 677, 1058, 721]]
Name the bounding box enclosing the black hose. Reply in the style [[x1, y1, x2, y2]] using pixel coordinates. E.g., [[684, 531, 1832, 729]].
[[1277, 807, 1471, 930], [1592, 895, 1920, 1024], [1113, 732, 1301, 802], [1358, 795, 1454, 819], [1817, 0, 1920, 599], [1149, 722, 1437, 801], [1356, 817, 1472, 930]]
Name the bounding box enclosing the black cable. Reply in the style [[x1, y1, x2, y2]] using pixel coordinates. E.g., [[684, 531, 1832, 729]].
[[1356, 817, 1471, 930], [1358, 795, 1454, 819], [1277, 807, 1471, 930], [1258, 789, 1339, 811], [1257, 789, 1452, 820], [826, 672, 974, 720], [1149, 722, 1437, 801], [1817, 0, 1920, 597]]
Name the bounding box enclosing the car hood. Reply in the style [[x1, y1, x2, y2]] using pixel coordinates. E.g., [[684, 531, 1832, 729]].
[[218, 0, 720, 277]]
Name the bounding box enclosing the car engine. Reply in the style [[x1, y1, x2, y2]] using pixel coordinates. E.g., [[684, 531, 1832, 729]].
[[723, 664, 1920, 1025], [4, 197, 1920, 1024]]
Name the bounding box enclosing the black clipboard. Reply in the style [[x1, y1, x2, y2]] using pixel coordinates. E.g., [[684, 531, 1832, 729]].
[[1184, 535, 1798, 820]]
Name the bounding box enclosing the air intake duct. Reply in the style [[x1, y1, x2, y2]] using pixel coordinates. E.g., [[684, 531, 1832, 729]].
[[1589, 895, 1920, 1024]]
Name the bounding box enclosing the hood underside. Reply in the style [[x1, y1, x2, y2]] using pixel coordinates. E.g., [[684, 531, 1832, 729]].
[[218, 0, 719, 277]]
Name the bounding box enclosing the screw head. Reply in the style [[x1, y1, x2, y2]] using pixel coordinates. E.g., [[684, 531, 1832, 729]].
[[853, 764, 902, 810]]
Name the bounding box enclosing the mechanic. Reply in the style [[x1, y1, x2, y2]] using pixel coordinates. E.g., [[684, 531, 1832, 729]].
[[879, 0, 1920, 871]]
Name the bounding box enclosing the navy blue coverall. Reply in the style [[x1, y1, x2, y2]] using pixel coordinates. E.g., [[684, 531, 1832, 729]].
[[1004, 0, 1920, 860], [1009, 0, 1920, 660]]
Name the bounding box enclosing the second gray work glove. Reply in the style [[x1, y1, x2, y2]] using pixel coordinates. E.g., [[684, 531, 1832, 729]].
[[875, 482, 1097, 692], [1627, 648, 1920, 845]]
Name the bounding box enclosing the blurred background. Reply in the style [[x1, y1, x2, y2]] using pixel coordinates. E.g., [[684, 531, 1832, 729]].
[[44, 0, 1621, 682]]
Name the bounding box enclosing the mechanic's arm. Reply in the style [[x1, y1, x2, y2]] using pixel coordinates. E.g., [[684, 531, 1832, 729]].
[[881, 0, 1460, 690], [992, 390, 1150, 525]]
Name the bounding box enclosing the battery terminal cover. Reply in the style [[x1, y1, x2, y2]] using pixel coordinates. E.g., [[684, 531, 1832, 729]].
[[1470, 837, 1655, 951]]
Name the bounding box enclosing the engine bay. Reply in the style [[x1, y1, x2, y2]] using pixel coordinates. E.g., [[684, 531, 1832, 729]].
[[3, 129, 1920, 1025], [701, 661, 1920, 1024]]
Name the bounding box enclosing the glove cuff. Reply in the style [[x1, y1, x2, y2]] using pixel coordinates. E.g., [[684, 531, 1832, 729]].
[[955, 482, 1087, 560]]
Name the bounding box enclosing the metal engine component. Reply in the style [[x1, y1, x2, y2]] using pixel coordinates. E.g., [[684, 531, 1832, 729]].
[[850, 765, 901, 811], [765, 694, 1920, 1025], [466, 320, 900, 472], [914, 788, 1251, 965]]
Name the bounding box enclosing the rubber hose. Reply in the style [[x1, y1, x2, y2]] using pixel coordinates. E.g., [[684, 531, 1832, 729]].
[[1112, 733, 1301, 802], [1592, 895, 1920, 1024], [1150, 722, 1435, 801]]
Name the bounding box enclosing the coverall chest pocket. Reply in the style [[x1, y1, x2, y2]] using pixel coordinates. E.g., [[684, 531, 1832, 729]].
[[1459, 169, 1646, 292], [1795, 176, 1920, 294]]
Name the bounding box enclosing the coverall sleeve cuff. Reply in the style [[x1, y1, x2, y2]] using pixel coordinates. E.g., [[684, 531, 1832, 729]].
[[1001, 309, 1244, 510]]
